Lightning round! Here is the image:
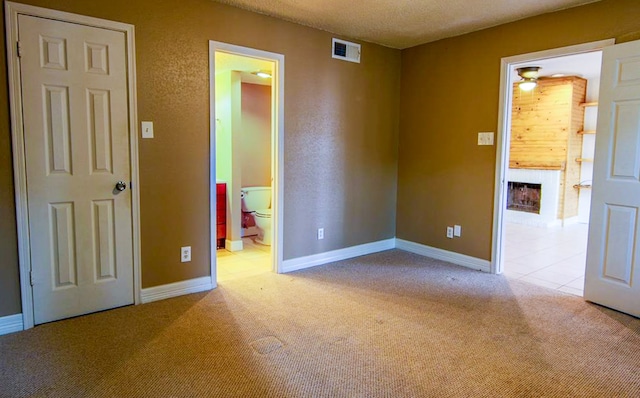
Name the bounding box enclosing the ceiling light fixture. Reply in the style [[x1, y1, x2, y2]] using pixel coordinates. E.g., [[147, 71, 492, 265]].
[[516, 66, 541, 91], [254, 71, 272, 79]]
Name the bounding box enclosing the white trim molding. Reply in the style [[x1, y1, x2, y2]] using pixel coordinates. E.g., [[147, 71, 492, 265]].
[[209, 41, 285, 285], [0, 314, 24, 336], [140, 276, 214, 304], [395, 239, 490, 273], [282, 239, 396, 273]]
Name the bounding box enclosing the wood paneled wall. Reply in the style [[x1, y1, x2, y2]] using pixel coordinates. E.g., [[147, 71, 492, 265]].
[[510, 76, 587, 219]]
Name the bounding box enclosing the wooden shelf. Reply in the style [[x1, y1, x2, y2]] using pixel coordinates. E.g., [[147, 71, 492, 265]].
[[580, 101, 598, 107], [575, 157, 593, 163], [578, 130, 596, 135]]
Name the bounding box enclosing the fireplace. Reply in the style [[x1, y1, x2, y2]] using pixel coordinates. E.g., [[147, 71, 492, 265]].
[[506, 169, 560, 226], [507, 182, 541, 214]]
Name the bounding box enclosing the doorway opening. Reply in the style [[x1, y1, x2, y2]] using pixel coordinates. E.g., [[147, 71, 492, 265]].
[[209, 42, 284, 284], [492, 40, 614, 296]]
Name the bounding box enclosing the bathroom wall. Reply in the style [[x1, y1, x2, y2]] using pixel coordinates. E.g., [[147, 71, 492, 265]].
[[215, 72, 232, 186], [215, 71, 243, 244], [241, 83, 272, 188]]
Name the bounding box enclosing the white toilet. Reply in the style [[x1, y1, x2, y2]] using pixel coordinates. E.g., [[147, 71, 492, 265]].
[[241, 186, 272, 245]]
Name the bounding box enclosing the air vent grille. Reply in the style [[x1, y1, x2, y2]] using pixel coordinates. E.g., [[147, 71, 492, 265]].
[[332, 38, 360, 63]]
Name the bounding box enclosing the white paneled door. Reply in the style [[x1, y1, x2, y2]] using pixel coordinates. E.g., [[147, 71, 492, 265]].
[[585, 39, 640, 317], [19, 15, 134, 324]]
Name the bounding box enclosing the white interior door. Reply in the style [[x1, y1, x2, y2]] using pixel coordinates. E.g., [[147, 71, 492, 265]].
[[19, 15, 134, 324], [585, 39, 640, 317]]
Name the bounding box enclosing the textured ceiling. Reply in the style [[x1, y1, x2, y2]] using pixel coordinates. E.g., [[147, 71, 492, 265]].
[[216, 0, 600, 49]]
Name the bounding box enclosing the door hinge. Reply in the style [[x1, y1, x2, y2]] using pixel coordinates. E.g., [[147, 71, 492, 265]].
[[17, 41, 23, 58], [29, 270, 34, 286]]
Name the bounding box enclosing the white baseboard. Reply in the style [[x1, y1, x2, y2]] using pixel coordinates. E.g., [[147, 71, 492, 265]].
[[282, 238, 396, 273], [225, 239, 243, 252], [0, 314, 23, 335], [561, 216, 582, 226], [395, 239, 490, 273], [140, 276, 214, 304]]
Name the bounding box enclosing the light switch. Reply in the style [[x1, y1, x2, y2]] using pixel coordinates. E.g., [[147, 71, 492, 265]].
[[478, 132, 494, 146], [141, 121, 154, 139]]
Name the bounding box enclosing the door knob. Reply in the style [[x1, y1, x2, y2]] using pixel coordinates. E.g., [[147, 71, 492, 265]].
[[115, 181, 127, 191]]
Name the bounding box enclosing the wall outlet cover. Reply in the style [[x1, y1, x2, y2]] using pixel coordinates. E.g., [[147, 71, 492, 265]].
[[446, 227, 454, 239], [181, 246, 191, 262]]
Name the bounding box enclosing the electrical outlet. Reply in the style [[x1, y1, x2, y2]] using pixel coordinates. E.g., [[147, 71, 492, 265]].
[[446, 227, 454, 239], [454, 225, 462, 237], [317, 228, 324, 240], [181, 246, 191, 262]]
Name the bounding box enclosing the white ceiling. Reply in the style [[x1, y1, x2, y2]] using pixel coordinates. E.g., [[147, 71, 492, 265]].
[[512, 51, 603, 100], [215, 51, 274, 85], [215, 0, 600, 49], [512, 51, 603, 81]]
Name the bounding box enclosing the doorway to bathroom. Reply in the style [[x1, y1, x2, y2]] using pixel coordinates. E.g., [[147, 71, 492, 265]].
[[209, 41, 285, 283], [492, 40, 613, 296]]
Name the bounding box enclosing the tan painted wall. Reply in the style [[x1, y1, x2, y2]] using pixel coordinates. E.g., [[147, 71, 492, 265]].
[[397, 0, 640, 260], [0, 67, 20, 316], [7, 0, 638, 319], [241, 83, 272, 188], [0, 0, 401, 316]]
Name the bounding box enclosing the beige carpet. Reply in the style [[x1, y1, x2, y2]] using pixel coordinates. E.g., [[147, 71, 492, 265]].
[[1, 250, 639, 397]]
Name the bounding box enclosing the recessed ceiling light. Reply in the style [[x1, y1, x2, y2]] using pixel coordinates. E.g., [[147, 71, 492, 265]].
[[254, 71, 272, 79]]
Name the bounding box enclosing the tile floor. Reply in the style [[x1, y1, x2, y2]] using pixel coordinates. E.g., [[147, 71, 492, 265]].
[[219, 225, 587, 294], [503, 222, 588, 296], [217, 237, 272, 282]]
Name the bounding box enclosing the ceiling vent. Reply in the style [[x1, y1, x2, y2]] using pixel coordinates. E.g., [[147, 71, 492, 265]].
[[332, 38, 360, 63]]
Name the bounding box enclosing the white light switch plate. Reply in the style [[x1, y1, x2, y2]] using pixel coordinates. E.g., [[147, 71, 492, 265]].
[[478, 132, 494, 146], [141, 121, 154, 139]]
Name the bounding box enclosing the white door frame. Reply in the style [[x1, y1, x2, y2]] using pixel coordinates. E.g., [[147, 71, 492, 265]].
[[491, 39, 615, 274], [208, 41, 285, 283], [5, 2, 141, 329]]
